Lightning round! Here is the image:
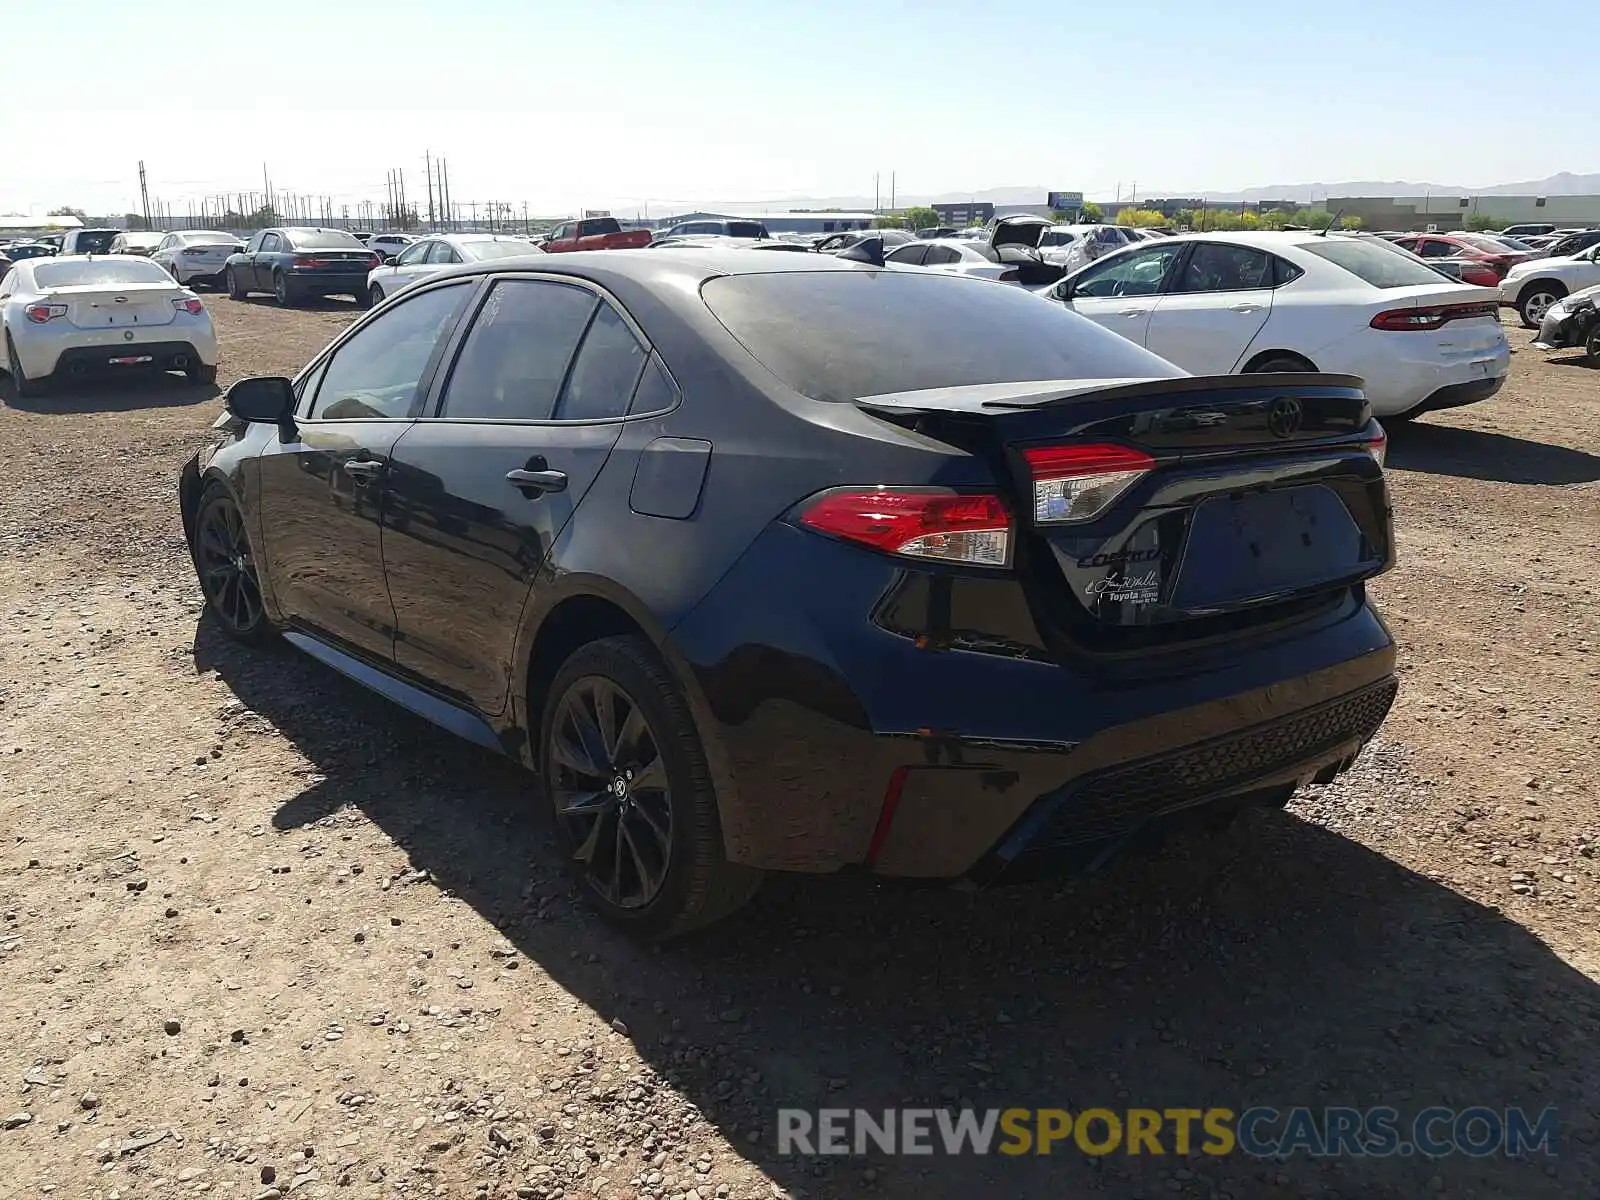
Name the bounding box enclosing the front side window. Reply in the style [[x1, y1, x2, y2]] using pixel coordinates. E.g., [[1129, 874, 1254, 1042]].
[[1171, 244, 1276, 293], [310, 283, 470, 420], [427, 243, 462, 265], [1072, 244, 1182, 297], [554, 303, 647, 421], [395, 241, 431, 266], [260, 233, 281, 253], [437, 279, 597, 421]]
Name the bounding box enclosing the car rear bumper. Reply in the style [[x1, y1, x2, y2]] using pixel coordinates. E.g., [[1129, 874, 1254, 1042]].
[[668, 521, 1398, 881], [285, 272, 368, 294], [1328, 330, 1510, 417], [1405, 375, 1506, 416], [53, 341, 209, 378], [15, 322, 218, 377]]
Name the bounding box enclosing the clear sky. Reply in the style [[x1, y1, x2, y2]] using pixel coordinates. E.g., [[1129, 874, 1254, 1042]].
[[2, 0, 1590, 220]]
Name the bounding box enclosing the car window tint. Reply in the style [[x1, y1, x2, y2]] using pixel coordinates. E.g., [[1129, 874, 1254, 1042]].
[[924, 245, 959, 265], [555, 303, 648, 421], [629, 355, 677, 415], [429, 243, 462, 265], [310, 283, 470, 420], [1272, 255, 1305, 287], [887, 245, 927, 265], [395, 242, 430, 265], [1172, 244, 1275, 293], [260, 233, 280, 253], [439, 279, 597, 421], [1073, 245, 1181, 297]]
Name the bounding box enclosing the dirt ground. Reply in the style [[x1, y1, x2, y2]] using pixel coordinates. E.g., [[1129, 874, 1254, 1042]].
[[1, 295, 1597, 1200]]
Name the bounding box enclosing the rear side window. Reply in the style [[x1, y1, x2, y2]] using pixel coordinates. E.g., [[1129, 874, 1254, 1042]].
[[703, 270, 1183, 404], [1299, 239, 1453, 288], [554, 303, 648, 421], [438, 278, 597, 420], [727, 222, 766, 239], [288, 230, 365, 250], [1171, 244, 1276, 292]]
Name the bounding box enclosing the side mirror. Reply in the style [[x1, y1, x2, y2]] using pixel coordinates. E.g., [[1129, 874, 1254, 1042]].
[[225, 376, 295, 424], [1054, 279, 1074, 302]]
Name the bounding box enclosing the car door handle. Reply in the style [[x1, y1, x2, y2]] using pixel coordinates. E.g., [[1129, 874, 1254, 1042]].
[[506, 468, 568, 494], [1230, 302, 1265, 313], [1119, 308, 1147, 317], [342, 460, 383, 483]]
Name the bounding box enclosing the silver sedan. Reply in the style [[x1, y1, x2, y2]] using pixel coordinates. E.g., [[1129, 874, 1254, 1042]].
[[365, 234, 542, 305]]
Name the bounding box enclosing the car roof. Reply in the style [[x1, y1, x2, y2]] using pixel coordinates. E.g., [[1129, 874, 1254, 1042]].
[[421, 248, 882, 289]]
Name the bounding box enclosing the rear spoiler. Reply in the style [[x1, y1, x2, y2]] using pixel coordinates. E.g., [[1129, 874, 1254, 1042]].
[[855, 374, 1375, 457]]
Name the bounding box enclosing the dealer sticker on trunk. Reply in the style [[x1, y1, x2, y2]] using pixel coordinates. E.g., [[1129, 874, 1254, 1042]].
[[1084, 571, 1160, 606]]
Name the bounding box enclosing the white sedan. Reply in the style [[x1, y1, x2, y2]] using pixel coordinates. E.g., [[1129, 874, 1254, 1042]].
[[1042, 231, 1509, 420], [366, 234, 543, 305], [884, 239, 1016, 283], [1498, 243, 1600, 327], [152, 230, 245, 288], [1, 255, 218, 396]]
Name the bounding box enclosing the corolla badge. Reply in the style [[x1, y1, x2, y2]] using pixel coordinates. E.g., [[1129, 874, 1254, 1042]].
[[1084, 570, 1159, 605]]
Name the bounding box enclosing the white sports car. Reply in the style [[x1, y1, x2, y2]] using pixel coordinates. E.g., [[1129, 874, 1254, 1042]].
[[1, 255, 219, 396], [152, 230, 246, 289]]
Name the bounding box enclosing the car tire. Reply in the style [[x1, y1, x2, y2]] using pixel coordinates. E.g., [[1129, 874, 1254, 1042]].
[[190, 483, 275, 645], [1517, 283, 1566, 329], [5, 332, 46, 398], [186, 362, 219, 387], [368, 284, 385, 307], [226, 268, 246, 301], [541, 635, 760, 939], [1586, 324, 1600, 365], [273, 273, 293, 307], [355, 286, 374, 310]]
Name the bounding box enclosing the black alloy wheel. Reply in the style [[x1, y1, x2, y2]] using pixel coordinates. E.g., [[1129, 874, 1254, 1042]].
[[193, 486, 271, 643], [541, 636, 760, 937], [549, 674, 674, 911]]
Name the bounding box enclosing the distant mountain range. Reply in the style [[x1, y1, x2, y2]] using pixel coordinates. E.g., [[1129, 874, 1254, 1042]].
[[677, 171, 1600, 214]]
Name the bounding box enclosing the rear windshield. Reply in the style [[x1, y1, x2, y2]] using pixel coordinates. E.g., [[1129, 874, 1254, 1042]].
[[1298, 239, 1448, 288], [285, 230, 365, 250], [726, 222, 767, 239], [180, 232, 237, 246], [74, 230, 120, 254], [702, 270, 1183, 403], [463, 239, 543, 259], [34, 258, 172, 287]]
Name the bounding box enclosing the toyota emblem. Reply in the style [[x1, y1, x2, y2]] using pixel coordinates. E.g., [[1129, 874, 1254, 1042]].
[[1267, 397, 1303, 438]]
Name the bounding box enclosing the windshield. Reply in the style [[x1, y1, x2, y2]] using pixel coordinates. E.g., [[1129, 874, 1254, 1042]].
[[462, 239, 543, 260], [1300, 239, 1452, 288], [1453, 233, 1518, 254], [701, 270, 1183, 404], [34, 258, 173, 287], [285, 230, 365, 250]]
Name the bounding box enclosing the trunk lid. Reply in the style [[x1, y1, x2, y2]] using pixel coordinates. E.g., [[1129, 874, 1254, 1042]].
[[292, 250, 375, 272], [56, 282, 181, 328], [990, 215, 1051, 250], [858, 374, 1391, 644]]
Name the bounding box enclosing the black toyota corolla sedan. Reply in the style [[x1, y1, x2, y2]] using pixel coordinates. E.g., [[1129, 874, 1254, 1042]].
[[179, 250, 1398, 937]]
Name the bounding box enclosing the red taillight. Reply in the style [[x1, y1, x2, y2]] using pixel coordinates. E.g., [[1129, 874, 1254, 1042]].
[[797, 488, 1012, 567], [181, 247, 207, 256], [291, 255, 317, 268], [1366, 424, 1387, 469], [367, 255, 381, 269], [173, 297, 204, 315], [25, 303, 66, 324], [1023, 443, 1154, 524], [1370, 302, 1498, 332]]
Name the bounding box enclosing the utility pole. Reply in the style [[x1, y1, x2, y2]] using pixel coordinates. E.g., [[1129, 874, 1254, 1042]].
[[890, 171, 896, 212], [425, 151, 436, 229], [442, 160, 451, 232], [470, 200, 477, 231], [263, 163, 273, 217], [523, 201, 529, 235], [138, 161, 151, 228], [874, 172, 880, 214]]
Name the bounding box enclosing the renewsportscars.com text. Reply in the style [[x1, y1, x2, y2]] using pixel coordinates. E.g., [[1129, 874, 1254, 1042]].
[[777, 1106, 1559, 1159]]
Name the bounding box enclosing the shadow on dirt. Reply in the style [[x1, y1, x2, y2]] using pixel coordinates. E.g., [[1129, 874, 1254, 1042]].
[[3, 370, 219, 413], [193, 617, 1599, 1200], [233, 294, 365, 312], [1385, 421, 1600, 486]]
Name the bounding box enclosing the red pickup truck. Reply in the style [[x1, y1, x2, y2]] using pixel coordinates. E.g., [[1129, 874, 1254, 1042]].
[[541, 217, 652, 253]]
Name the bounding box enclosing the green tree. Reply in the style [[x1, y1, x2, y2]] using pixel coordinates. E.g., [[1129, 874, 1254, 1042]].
[[1116, 208, 1168, 228], [1079, 201, 1104, 223], [1462, 212, 1501, 232], [48, 206, 87, 220], [123, 212, 149, 231], [900, 206, 941, 232], [872, 215, 906, 229]]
